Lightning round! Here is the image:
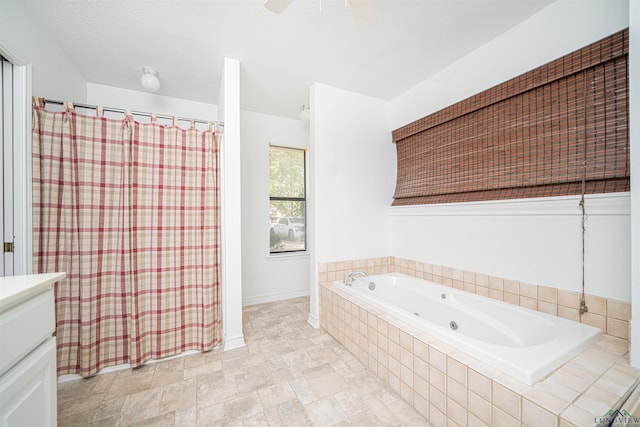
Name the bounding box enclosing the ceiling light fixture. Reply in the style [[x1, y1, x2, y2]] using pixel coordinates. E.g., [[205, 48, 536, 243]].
[[140, 67, 160, 92], [300, 105, 310, 122]]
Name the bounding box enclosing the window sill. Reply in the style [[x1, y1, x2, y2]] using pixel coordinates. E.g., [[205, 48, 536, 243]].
[[266, 252, 310, 261], [388, 192, 630, 217]]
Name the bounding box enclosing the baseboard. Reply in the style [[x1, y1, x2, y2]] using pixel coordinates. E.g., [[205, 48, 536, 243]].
[[224, 334, 246, 351], [307, 313, 320, 329], [242, 289, 310, 306]]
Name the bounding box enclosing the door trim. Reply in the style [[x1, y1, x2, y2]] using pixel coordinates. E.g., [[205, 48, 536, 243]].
[[1, 44, 33, 275]]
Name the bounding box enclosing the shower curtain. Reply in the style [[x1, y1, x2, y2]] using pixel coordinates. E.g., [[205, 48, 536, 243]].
[[32, 98, 222, 377]]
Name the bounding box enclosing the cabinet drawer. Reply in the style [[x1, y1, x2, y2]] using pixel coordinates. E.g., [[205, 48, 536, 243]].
[[0, 289, 55, 376]]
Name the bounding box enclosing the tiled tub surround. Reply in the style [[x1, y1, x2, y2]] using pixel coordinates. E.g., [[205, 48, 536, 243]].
[[318, 257, 638, 426], [318, 257, 631, 341]]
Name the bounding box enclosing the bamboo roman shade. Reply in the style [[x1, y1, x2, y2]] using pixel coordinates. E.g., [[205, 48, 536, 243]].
[[391, 29, 630, 206]]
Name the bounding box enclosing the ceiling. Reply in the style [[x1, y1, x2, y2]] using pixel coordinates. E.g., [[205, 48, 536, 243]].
[[21, 0, 555, 119]]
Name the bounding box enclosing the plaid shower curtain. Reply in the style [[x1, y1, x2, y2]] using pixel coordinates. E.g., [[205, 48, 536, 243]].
[[32, 98, 222, 377]]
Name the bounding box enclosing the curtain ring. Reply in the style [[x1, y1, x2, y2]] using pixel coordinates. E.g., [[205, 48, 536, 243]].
[[33, 96, 45, 109], [96, 106, 104, 118]]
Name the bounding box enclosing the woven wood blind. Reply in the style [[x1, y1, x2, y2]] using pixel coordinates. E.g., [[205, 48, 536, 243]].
[[392, 29, 630, 206]]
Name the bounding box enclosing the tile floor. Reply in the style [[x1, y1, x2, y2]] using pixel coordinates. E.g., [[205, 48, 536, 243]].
[[57, 297, 432, 426]]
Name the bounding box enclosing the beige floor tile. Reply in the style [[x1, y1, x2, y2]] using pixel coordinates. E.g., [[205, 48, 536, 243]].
[[57, 297, 430, 427], [345, 409, 385, 426], [224, 392, 263, 420], [261, 405, 284, 427], [174, 405, 196, 427], [182, 359, 223, 379], [387, 398, 433, 426], [242, 413, 270, 427], [277, 399, 312, 425], [257, 382, 297, 409], [121, 411, 175, 426], [93, 396, 126, 421], [58, 391, 106, 418], [91, 416, 121, 427], [271, 366, 296, 383], [152, 369, 185, 387], [196, 403, 225, 426], [160, 378, 197, 414], [332, 389, 369, 417], [281, 349, 319, 372], [198, 381, 237, 408], [106, 371, 156, 400], [289, 377, 318, 404], [306, 397, 348, 427], [306, 370, 349, 398], [302, 362, 336, 379], [363, 397, 401, 425], [57, 409, 95, 427], [235, 370, 274, 394]]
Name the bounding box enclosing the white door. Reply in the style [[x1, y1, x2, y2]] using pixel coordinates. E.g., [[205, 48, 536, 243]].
[[0, 54, 32, 277], [1, 57, 14, 276]]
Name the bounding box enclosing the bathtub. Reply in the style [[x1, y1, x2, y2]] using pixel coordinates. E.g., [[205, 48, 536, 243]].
[[334, 273, 601, 385]]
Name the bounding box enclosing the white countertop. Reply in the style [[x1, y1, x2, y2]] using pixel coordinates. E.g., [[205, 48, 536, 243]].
[[0, 272, 66, 312]]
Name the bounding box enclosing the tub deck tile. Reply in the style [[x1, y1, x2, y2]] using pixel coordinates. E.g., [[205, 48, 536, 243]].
[[522, 398, 560, 427], [523, 387, 570, 415], [492, 372, 529, 395], [559, 358, 606, 383], [560, 404, 594, 427], [534, 379, 582, 403], [428, 339, 456, 356]]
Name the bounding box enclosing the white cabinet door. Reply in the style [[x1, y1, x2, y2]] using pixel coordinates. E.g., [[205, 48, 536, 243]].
[[0, 338, 57, 427]]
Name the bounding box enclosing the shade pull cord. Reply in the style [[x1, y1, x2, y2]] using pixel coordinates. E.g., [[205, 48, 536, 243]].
[[579, 162, 589, 316], [579, 69, 589, 317]]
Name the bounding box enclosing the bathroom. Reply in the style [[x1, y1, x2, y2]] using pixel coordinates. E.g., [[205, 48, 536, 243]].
[[0, 0, 639, 426]]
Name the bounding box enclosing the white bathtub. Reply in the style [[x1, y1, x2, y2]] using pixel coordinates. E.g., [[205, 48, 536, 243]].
[[334, 273, 601, 385]]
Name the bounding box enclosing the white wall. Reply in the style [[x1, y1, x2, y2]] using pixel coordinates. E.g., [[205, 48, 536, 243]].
[[390, 194, 630, 301], [0, 2, 86, 277], [0, 1, 85, 101], [308, 83, 394, 324], [391, 0, 630, 129], [240, 110, 310, 305], [388, 0, 631, 302], [87, 84, 217, 123], [311, 83, 395, 262]]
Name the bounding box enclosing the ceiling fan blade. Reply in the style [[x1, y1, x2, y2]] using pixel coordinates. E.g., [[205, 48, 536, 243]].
[[264, 0, 295, 14], [350, 0, 376, 30]]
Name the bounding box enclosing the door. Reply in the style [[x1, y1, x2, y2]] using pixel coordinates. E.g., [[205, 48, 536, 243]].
[[1, 57, 14, 276], [0, 54, 31, 277]]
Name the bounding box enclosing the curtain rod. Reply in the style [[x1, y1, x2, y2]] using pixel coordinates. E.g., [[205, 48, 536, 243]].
[[42, 98, 223, 128]]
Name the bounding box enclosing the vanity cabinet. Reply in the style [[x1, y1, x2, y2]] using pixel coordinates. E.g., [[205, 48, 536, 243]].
[[0, 273, 65, 427]]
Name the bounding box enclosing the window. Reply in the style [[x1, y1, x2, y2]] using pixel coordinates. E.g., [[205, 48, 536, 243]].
[[269, 146, 306, 253], [391, 29, 629, 206]]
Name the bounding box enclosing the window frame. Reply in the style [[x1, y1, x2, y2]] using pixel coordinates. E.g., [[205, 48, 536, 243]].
[[268, 145, 307, 254]]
